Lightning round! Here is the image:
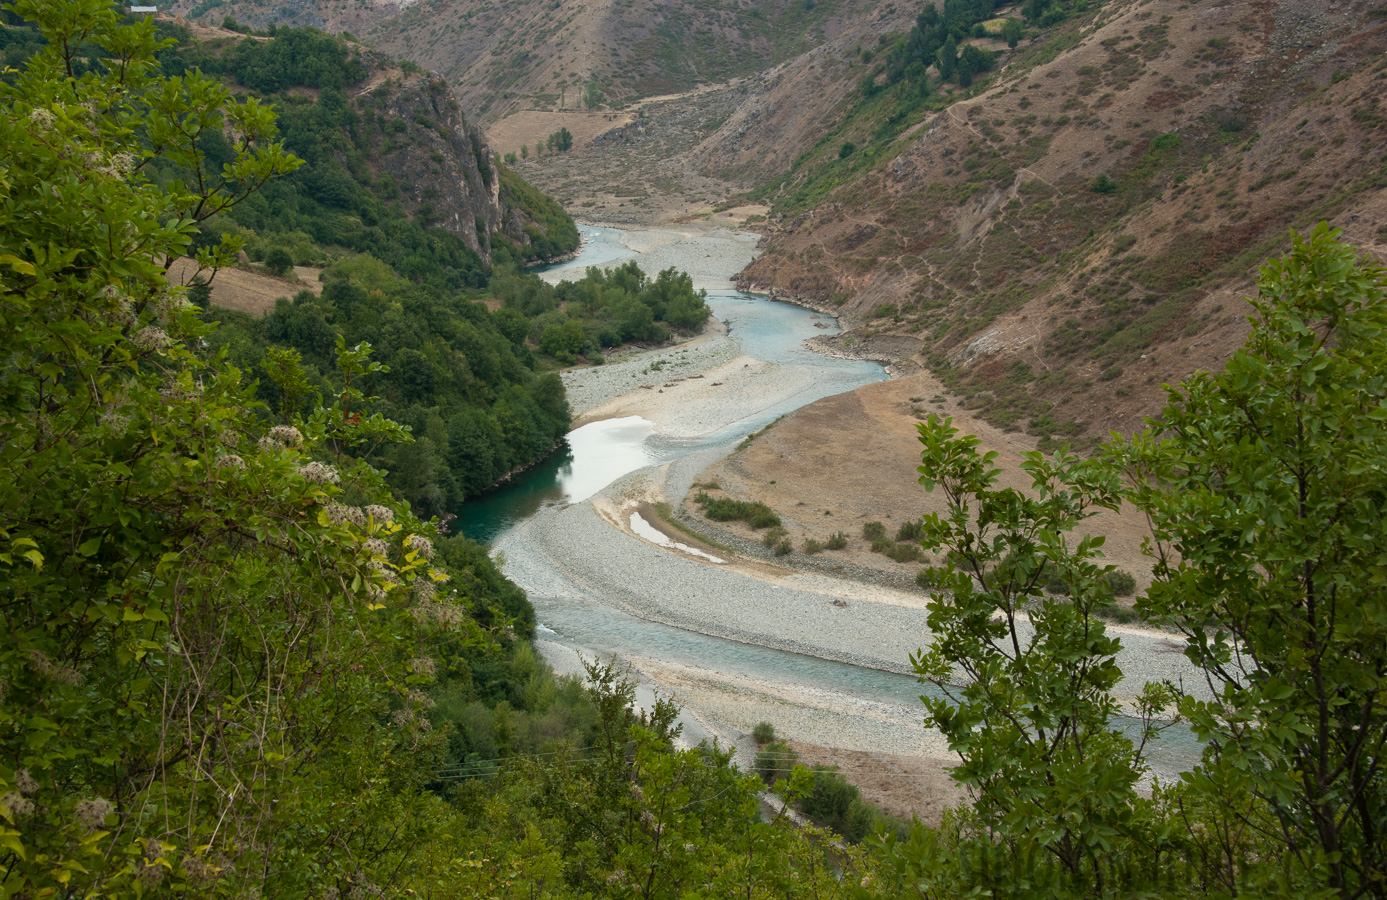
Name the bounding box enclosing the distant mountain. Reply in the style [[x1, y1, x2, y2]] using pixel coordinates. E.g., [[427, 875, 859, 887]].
[[166, 0, 885, 122]]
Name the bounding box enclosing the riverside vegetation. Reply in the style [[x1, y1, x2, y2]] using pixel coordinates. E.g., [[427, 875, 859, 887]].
[[0, 15, 714, 518], [2, 1, 1386, 899]]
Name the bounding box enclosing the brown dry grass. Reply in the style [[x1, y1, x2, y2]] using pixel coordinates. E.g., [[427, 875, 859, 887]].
[[485, 109, 637, 158], [165, 258, 321, 318], [697, 370, 1159, 598], [786, 740, 967, 827]]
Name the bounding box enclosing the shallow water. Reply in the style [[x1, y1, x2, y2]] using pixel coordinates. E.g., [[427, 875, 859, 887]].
[[530, 590, 1202, 780], [456, 238, 882, 543], [533, 225, 638, 278], [470, 225, 1203, 778]]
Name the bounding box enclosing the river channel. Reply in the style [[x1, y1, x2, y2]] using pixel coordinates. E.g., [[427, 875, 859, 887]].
[[456, 224, 1202, 786]]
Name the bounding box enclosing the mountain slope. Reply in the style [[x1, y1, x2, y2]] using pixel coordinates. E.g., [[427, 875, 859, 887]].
[[167, 0, 883, 123], [154, 21, 577, 279], [734, 0, 1387, 443]]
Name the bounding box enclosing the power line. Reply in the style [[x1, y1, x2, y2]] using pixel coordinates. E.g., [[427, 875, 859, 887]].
[[429, 748, 945, 782]]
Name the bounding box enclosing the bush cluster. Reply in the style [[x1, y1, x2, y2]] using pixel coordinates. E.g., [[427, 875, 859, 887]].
[[695, 492, 781, 528]]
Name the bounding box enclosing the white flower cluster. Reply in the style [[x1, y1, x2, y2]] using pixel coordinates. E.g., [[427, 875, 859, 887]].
[[405, 534, 434, 559], [412, 599, 465, 628], [160, 383, 199, 403], [138, 840, 166, 888], [100, 408, 131, 434], [363, 538, 389, 557], [104, 296, 135, 328], [409, 657, 437, 678], [28, 107, 54, 128], [156, 293, 191, 321], [132, 326, 173, 352], [181, 855, 213, 886], [268, 425, 303, 447], [347, 881, 383, 900], [74, 797, 114, 832], [1, 770, 36, 818], [29, 649, 83, 685], [0, 792, 33, 819], [324, 502, 365, 527], [298, 462, 339, 484], [414, 579, 436, 599], [366, 560, 398, 583], [363, 504, 393, 523], [215, 454, 246, 471]]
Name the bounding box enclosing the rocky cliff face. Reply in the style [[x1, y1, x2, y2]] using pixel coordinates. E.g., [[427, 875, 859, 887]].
[[348, 56, 560, 263], [355, 66, 502, 263]]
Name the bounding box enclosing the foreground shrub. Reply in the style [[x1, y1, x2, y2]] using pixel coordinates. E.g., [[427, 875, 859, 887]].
[[752, 721, 776, 744], [755, 740, 799, 784], [801, 767, 875, 843], [882, 542, 924, 563]]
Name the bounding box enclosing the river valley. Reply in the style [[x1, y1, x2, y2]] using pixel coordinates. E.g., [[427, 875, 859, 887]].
[[458, 223, 1203, 819]]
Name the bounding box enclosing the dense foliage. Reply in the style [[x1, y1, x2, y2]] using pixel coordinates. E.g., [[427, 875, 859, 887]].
[[882, 0, 998, 92], [497, 163, 580, 265], [206, 251, 710, 515], [209, 259, 571, 518], [154, 24, 576, 287], [880, 226, 1387, 899], [493, 260, 711, 364], [0, 4, 864, 898]]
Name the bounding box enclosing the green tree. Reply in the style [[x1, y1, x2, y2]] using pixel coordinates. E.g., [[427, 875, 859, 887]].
[[264, 245, 294, 275], [1001, 16, 1024, 48], [0, 3, 463, 894], [582, 79, 606, 110], [1113, 224, 1387, 898], [1090, 172, 1118, 194], [956, 44, 994, 87], [935, 34, 958, 81], [907, 416, 1175, 891]]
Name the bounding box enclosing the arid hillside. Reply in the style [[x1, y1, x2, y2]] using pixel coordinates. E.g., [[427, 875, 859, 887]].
[[733, 0, 1387, 443], [166, 0, 886, 123]]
